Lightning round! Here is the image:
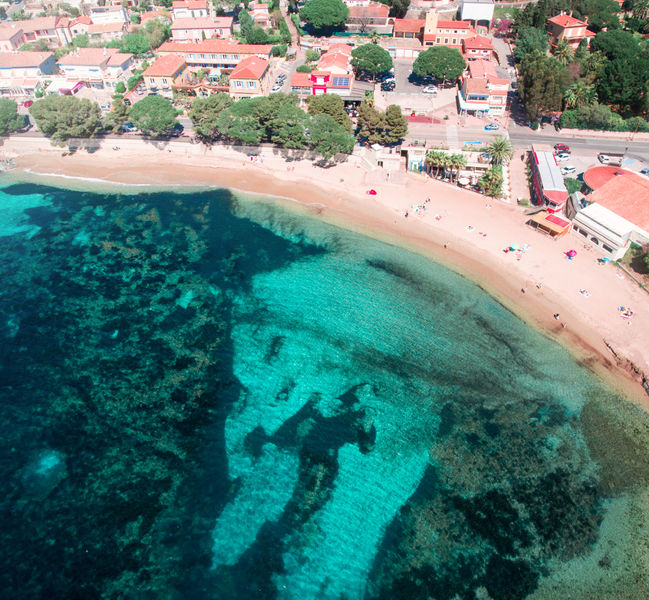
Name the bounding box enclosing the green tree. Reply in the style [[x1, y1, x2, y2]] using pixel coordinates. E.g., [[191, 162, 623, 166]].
[[551, 39, 573, 65], [246, 26, 269, 44], [412, 46, 466, 83], [72, 33, 90, 48], [377, 0, 410, 18], [115, 81, 126, 94], [127, 72, 144, 90], [296, 64, 314, 72], [238, 10, 253, 40], [271, 103, 309, 148], [518, 51, 570, 120], [300, 0, 349, 32], [103, 100, 130, 132], [308, 113, 355, 160], [513, 27, 548, 62], [279, 21, 292, 44], [351, 44, 393, 80], [597, 56, 648, 112], [188, 92, 234, 140], [382, 104, 407, 144], [305, 48, 320, 62], [356, 99, 384, 144], [563, 81, 597, 109], [119, 33, 151, 55], [307, 93, 352, 132], [143, 17, 171, 49], [564, 177, 582, 194], [478, 166, 503, 197], [128, 95, 178, 135], [29, 96, 101, 145], [0, 99, 26, 135], [573, 0, 621, 32], [131, 13, 141, 24], [485, 136, 514, 165], [216, 98, 266, 144], [590, 29, 640, 61]]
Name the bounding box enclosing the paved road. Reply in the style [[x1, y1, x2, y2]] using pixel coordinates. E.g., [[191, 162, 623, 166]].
[[509, 130, 649, 162]]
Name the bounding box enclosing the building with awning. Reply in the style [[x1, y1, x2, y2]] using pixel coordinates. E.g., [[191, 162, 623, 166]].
[[527, 210, 571, 238], [45, 78, 83, 95], [529, 144, 568, 212]]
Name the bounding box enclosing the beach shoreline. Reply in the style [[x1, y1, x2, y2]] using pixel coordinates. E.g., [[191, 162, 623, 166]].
[[2, 136, 648, 407]]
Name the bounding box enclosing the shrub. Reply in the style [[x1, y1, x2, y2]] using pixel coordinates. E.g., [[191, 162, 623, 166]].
[[296, 64, 313, 73], [271, 44, 287, 57]]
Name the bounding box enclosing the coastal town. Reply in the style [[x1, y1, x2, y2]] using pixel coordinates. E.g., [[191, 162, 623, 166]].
[[1, 0, 649, 396]]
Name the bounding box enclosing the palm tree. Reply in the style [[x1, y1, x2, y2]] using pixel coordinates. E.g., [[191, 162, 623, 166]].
[[563, 81, 597, 109], [426, 150, 446, 177], [485, 136, 514, 165], [552, 40, 573, 66], [449, 153, 467, 182]]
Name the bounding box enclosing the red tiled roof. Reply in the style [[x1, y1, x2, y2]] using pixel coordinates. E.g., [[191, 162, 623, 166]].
[[348, 5, 389, 18], [171, 17, 233, 30], [465, 79, 488, 93], [310, 70, 330, 78], [290, 71, 312, 87], [437, 20, 472, 29], [157, 40, 272, 55], [172, 0, 208, 8], [463, 34, 493, 50], [143, 54, 186, 77], [318, 52, 349, 71], [393, 18, 424, 33], [468, 59, 497, 79], [489, 77, 509, 85], [548, 13, 587, 28], [0, 51, 53, 68], [327, 43, 353, 56], [544, 189, 569, 204], [229, 55, 268, 79], [88, 22, 125, 34], [70, 16, 92, 26], [57, 47, 121, 66]]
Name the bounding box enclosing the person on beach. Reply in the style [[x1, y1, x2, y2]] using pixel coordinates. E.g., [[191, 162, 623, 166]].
[[554, 313, 560, 320]]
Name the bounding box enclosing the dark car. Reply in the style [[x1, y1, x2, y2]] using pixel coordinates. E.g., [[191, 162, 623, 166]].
[[166, 123, 184, 137], [381, 81, 395, 91], [123, 98, 131, 106]]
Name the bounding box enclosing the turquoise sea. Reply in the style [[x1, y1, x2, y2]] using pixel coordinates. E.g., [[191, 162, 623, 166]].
[[1, 178, 649, 600]]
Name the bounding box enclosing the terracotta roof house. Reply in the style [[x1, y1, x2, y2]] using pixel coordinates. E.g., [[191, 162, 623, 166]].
[[423, 11, 474, 48], [547, 12, 596, 48], [57, 48, 133, 90], [171, 17, 233, 42], [87, 21, 126, 42], [228, 56, 270, 98], [143, 54, 187, 98], [393, 18, 424, 40], [347, 2, 393, 33], [0, 23, 25, 52], [318, 51, 350, 74], [172, 0, 209, 19], [462, 34, 493, 60], [0, 51, 56, 98], [571, 167, 649, 258], [157, 40, 273, 71], [20, 16, 72, 47], [458, 71, 508, 117], [467, 58, 497, 79], [380, 36, 423, 60], [69, 16, 93, 37]]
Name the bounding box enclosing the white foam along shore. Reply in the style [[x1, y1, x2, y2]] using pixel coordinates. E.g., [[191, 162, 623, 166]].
[[2, 135, 648, 407]]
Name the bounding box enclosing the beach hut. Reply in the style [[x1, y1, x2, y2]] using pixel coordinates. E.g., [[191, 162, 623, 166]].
[[527, 211, 571, 239]]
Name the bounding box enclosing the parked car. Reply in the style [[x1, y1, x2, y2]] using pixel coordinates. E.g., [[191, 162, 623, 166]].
[[123, 98, 131, 106], [422, 85, 438, 94], [271, 85, 283, 92], [641, 167, 649, 175], [166, 123, 184, 137], [561, 166, 576, 175], [23, 100, 34, 108], [382, 75, 395, 83], [122, 123, 137, 133], [555, 153, 571, 162], [598, 153, 611, 164], [381, 81, 395, 91], [554, 143, 570, 153], [484, 123, 500, 131]]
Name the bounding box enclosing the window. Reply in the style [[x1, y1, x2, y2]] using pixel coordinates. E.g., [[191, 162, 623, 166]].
[[452, 38, 456, 44], [247, 80, 255, 88], [603, 244, 614, 253], [444, 38, 449, 44], [436, 37, 440, 43], [579, 229, 588, 237], [590, 237, 599, 245], [162, 78, 168, 84]]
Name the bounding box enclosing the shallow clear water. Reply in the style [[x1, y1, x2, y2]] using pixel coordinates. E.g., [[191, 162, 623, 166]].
[[1, 179, 648, 599]]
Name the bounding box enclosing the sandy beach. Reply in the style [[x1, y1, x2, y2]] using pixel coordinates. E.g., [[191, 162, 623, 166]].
[[2, 135, 648, 406]]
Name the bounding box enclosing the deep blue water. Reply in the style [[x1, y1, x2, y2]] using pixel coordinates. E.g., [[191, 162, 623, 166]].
[[1, 179, 649, 600]]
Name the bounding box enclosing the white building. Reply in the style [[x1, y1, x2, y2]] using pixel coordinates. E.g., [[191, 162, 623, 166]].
[[89, 7, 128, 25], [460, 0, 495, 29]]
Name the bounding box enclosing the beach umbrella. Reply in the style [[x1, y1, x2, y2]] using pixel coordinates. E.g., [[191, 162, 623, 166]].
[[567, 249, 577, 257], [367, 189, 377, 195]]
